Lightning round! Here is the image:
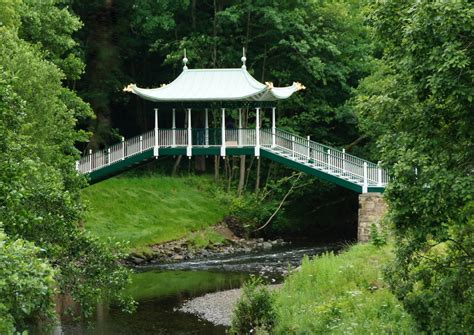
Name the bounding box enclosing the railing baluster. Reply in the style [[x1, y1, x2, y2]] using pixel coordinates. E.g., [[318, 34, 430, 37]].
[[291, 136, 295, 158]]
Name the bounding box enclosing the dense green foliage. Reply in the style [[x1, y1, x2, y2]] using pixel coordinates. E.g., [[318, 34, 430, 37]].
[[230, 278, 277, 334], [355, 1, 474, 333], [0, 230, 56, 334], [271, 244, 415, 334], [82, 173, 230, 251], [0, 1, 133, 329]]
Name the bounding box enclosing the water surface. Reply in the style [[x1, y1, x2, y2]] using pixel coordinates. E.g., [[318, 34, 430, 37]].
[[58, 243, 338, 334]]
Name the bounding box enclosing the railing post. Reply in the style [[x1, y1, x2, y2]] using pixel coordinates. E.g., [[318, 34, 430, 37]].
[[187, 108, 192, 157], [154, 108, 159, 157], [328, 149, 331, 168], [307, 136, 310, 159], [238, 108, 242, 146], [204, 108, 209, 147], [363, 162, 368, 193], [88, 149, 92, 172], [291, 136, 295, 158], [342, 148, 346, 172], [121, 137, 125, 160], [271, 107, 276, 148], [140, 136, 143, 152], [377, 161, 383, 186], [221, 108, 226, 157], [172, 108, 176, 147], [255, 107, 260, 156], [107, 148, 111, 165]]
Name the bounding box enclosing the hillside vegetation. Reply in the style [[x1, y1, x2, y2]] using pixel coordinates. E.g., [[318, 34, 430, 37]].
[[273, 244, 416, 333], [82, 174, 230, 252], [231, 243, 417, 334]]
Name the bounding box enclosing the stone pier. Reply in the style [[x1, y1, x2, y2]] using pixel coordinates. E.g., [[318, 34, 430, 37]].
[[358, 193, 388, 242]]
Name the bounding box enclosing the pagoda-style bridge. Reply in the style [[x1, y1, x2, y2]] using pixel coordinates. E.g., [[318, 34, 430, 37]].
[[77, 51, 388, 194]]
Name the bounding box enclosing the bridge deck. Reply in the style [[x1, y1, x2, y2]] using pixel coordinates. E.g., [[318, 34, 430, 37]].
[[77, 128, 388, 193]]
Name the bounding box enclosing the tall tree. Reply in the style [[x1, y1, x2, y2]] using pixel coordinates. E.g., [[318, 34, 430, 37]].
[[0, 1, 134, 328], [356, 1, 474, 333]]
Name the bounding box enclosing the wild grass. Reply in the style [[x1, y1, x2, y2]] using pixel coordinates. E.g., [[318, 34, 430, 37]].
[[273, 243, 417, 334], [81, 174, 230, 252]]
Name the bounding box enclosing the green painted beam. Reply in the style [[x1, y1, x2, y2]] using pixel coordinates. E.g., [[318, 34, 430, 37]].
[[159, 147, 187, 156], [85, 145, 385, 194], [225, 147, 255, 156], [368, 186, 385, 193], [87, 149, 154, 184]]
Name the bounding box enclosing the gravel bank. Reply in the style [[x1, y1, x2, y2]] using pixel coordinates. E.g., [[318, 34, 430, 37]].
[[179, 285, 282, 326]]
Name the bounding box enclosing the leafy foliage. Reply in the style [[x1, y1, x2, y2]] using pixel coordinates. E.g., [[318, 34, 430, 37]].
[[0, 230, 56, 334], [230, 277, 277, 334], [0, 2, 134, 329], [356, 1, 474, 333], [370, 223, 387, 248]]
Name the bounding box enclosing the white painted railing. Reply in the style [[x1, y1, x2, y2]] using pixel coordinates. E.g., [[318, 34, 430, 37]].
[[77, 127, 388, 189], [262, 129, 389, 187]]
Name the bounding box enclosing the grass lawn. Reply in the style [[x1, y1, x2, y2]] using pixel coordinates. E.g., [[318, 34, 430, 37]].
[[81, 174, 230, 252], [273, 243, 417, 334]]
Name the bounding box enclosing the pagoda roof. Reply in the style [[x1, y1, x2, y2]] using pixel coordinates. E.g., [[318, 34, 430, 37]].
[[124, 67, 304, 106]]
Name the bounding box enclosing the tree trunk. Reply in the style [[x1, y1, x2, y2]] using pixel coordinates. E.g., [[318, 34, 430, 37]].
[[214, 156, 220, 181], [172, 155, 182, 176], [238, 156, 246, 196], [255, 157, 261, 194], [245, 156, 254, 190], [238, 108, 248, 196]]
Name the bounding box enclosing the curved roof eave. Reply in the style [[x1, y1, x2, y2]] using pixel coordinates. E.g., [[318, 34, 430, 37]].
[[124, 67, 304, 103]]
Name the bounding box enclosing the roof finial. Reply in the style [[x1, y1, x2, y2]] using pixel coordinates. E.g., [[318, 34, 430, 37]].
[[241, 47, 247, 69], [183, 48, 188, 70]]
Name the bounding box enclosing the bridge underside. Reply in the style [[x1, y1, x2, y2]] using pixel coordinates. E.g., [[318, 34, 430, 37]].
[[85, 145, 385, 193]]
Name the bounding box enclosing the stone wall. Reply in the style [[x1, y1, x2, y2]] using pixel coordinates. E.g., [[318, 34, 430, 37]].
[[358, 193, 388, 242]]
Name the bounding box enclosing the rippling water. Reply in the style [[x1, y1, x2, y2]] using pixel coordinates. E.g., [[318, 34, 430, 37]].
[[55, 242, 340, 334], [143, 244, 339, 279]]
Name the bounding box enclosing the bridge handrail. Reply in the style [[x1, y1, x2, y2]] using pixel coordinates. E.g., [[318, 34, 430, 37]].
[[262, 128, 388, 185], [76, 127, 389, 186]]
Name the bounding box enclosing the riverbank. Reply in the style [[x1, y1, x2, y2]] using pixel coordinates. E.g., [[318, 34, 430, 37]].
[[177, 243, 418, 334], [126, 223, 289, 265]]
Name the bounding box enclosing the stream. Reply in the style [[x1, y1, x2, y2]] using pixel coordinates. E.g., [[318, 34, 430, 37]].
[[58, 243, 339, 334]]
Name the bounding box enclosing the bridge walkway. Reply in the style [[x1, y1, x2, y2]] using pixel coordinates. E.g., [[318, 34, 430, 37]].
[[77, 128, 388, 193]]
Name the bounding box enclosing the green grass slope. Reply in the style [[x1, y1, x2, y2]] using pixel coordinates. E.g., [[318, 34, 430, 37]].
[[273, 244, 417, 334], [82, 174, 229, 252]]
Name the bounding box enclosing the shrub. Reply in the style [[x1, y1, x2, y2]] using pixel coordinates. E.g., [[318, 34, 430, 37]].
[[370, 223, 387, 247], [230, 277, 277, 334], [0, 230, 56, 334]]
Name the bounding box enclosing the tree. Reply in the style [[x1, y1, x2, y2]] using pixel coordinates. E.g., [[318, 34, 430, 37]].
[[355, 1, 474, 333], [0, 2, 134, 329]]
